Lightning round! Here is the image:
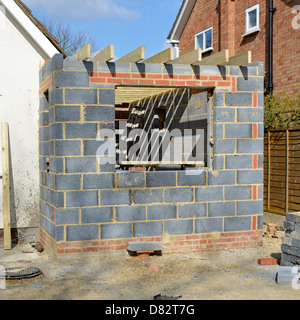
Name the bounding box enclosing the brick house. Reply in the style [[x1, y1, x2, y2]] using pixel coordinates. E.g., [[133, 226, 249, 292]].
[[167, 0, 300, 95]]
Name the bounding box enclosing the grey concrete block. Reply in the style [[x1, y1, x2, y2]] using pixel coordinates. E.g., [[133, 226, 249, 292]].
[[237, 108, 264, 123], [49, 157, 64, 173], [53, 191, 64, 208], [66, 123, 98, 139], [66, 157, 97, 173], [224, 216, 252, 231], [214, 124, 224, 139], [101, 190, 131, 206], [133, 221, 163, 237], [214, 139, 236, 154], [225, 155, 253, 169], [146, 172, 176, 187], [67, 225, 99, 241], [284, 220, 296, 231], [286, 212, 300, 223], [101, 223, 132, 239], [257, 214, 264, 230], [195, 218, 223, 233], [66, 191, 98, 207], [237, 139, 263, 154], [39, 142, 49, 156], [116, 206, 146, 222], [276, 266, 299, 285], [237, 77, 264, 92], [213, 92, 224, 107], [117, 172, 145, 188], [55, 226, 64, 242], [178, 203, 206, 218], [164, 188, 193, 203], [225, 124, 252, 138], [40, 95, 50, 112], [164, 219, 193, 235], [208, 170, 235, 185], [39, 112, 49, 127], [214, 108, 235, 123], [237, 200, 263, 216], [147, 205, 177, 220], [98, 61, 131, 73], [225, 92, 252, 106], [177, 170, 207, 186], [55, 140, 81, 156], [50, 123, 63, 140], [55, 105, 81, 122], [83, 173, 114, 189], [85, 106, 115, 122], [132, 62, 162, 74], [133, 189, 164, 204], [65, 89, 98, 104], [99, 159, 116, 173], [214, 155, 224, 170], [82, 207, 113, 223], [84, 140, 108, 156], [225, 186, 252, 200], [99, 89, 115, 105], [40, 216, 55, 239], [50, 89, 63, 105], [127, 241, 162, 253], [208, 202, 235, 217], [258, 92, 265, 107], [54, 71, 90, 88], [55, 174, 81, 191], [56, 208, 79, 225], [195, 186, 223, 202], [230, 66, 257, 76], [237, 170, 263, 184], [201, 65, 226, 76]]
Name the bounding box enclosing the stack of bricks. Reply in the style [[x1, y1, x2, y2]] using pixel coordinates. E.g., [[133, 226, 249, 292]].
[[281, 212, 300, 268], [38, 53, 265, 257]]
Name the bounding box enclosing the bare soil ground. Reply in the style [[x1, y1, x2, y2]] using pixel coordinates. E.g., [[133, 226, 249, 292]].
[[0, 226, 299, 301]]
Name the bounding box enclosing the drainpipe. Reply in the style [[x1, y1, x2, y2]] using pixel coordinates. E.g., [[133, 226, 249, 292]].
[[267, 0, 276, 94]]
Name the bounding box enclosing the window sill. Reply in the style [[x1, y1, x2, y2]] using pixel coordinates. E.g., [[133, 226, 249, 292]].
[[242, 28, 260, 37], [201, 47, 214, 54]]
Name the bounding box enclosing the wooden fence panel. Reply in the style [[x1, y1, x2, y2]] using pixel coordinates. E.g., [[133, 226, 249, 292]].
[[264, 128, 300, 215]]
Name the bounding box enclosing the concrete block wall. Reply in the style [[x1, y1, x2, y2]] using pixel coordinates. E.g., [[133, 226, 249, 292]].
[[39, 54, 264, 257]]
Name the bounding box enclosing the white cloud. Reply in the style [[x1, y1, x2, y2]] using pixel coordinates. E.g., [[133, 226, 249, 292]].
[[24, 0, 141, 21]]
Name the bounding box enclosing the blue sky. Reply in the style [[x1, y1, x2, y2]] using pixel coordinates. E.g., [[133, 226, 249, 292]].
[[23, 0, 182, 59]]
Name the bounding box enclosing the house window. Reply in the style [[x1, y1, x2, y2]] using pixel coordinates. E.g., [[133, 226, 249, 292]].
[[195, 27, 213, 53], [245, 4, 260, 34]]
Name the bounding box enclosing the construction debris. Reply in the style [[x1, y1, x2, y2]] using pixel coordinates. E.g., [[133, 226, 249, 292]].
[[281, 212, 300, 268]]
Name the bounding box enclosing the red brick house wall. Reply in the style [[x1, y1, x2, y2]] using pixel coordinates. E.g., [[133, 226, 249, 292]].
[[177, 0, 300, 95]]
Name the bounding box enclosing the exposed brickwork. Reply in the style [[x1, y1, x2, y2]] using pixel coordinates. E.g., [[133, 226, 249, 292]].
[[178, 0, 300, 95]]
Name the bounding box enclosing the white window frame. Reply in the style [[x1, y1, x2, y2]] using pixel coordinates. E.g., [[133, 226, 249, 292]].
[[195, 27, 213, 53], [245, 4, 260, 35]]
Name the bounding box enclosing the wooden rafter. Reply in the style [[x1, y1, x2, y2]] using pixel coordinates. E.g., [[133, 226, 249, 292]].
[[193, 49, 229, 66], [117, 46, 145, 63], [90, 44, 114, 62], [73, 43, 91, 61], [169, 48, 202, 65], [143, 47, 174, 64], [226, 51, 252, 66]]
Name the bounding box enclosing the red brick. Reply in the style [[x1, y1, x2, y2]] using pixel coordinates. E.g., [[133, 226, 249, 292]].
[[258, 258, 277, 265]]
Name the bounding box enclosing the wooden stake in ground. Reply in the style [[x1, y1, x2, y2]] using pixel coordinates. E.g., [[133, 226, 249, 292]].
[[1, 123, 11, 250]]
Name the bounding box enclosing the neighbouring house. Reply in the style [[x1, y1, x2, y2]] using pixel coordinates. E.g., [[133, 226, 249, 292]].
[[0, 0, 65, 243], [167, 0, 300, 95]]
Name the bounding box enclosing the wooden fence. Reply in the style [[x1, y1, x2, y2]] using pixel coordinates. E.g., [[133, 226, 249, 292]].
[[264, 127, 300, 215]]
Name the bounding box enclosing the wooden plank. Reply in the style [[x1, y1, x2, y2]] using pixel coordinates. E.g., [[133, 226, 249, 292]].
[[227, 51, 252, 66], [143, 47, 174, 64], [1, 123, 11, 250], [90, 44, 114, 62], [194, 49, 229, 66], [117, 46, 145, 63], [169, 48, 202, 65], [73, 43, 91, 61]]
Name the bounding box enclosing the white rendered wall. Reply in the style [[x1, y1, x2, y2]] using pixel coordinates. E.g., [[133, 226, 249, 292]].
[[0, 6, 48, 229]]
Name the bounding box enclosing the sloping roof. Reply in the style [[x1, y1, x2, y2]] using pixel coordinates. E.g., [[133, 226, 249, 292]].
[[14, 0, 67, 57], [167, 0, 197, 43]]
